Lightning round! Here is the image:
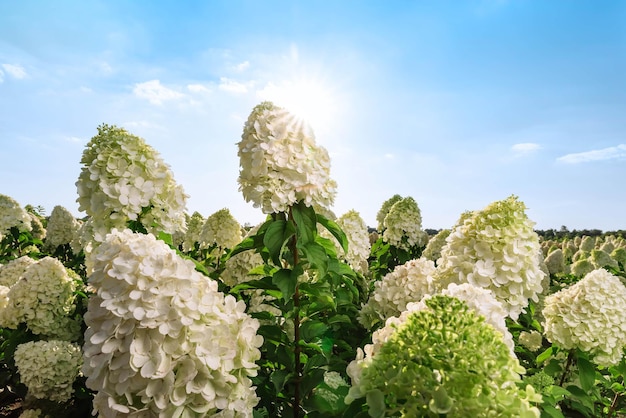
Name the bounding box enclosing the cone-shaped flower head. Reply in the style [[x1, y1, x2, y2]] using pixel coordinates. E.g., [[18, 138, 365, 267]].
[[358, 257, 437, 330], [83, 229, 263, 417], [200, 208, 242, 250], [181, 211, 205, 252], [542, 268, 626, 366], [376, 194, 402, 232], [237, 101, 337, 213], [346, 295, 541, 417], [422, 229, 451, 263], [44, 205, 82, 249], [434, 195, 545, 320], [14, 340, 83, 402], [76, 124, 188, 242], [382, 196, 427, 250], [0, 193, 32, 238], [322, 209, 371, 274]]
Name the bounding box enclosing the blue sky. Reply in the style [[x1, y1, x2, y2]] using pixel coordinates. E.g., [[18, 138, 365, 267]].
[[1, 1, 625, 231]]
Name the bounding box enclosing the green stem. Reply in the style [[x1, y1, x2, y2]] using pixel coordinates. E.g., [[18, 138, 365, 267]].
[[559, 350, 575, 387], [289, 208, 302, 418]]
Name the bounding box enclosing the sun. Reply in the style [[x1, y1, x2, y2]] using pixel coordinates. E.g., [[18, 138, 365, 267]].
[[257, 77, 339, 134]]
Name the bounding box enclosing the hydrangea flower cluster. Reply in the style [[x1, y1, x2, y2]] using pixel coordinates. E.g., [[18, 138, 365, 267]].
[[324, 210, 371, 274], [18, 409, 49, 418], [76, 124, 188, 242], [181, 211, 205, 252], [0, 193, 32, 239], [200, 208, 242, 250], [0, 255, 36, 287], [358, 257, 436, 329], [0, 257, 83, 340], [519, 330, 544, 352], [375, 194, 402, 231], [28, 213, 46, 240], [44, 205, 81, 249], [543, 248, 565, 275], [542, 268, 626, 366], [435, 196, 545, 320], [14, 340, 83, 402], [346, 296, 541, 417], [422, 229, 451, 262], [83, 229, 263, 417], [381, 196, 427, 250], [237, 101, 337, 213], [220, 248, 264, 288]]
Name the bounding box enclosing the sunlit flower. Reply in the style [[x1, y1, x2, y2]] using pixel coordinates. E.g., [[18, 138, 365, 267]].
[[382, 196, 427, 250], [376, 194, 402, 232], [83, 229, 262, 417], [422, 229, 451, 263], [434, 196, 545, 320], [45, 205, 81, 249], [14, 340, 83, 402], [76, 124, 188, 242], [0, 193, 32, 238], [358, 257, 436, 329], [542, 268, 626, 366], [200, 208, 242, 250], [612, 247, 626, 266], [590, 248, 619, 270], [579, 236, 594, 252], [1, 257, 83, 340], [237, 101, 337, 213], [0, 256, 36, 287], [323, 209, 371, 274], [346, 295, 541, 416], [544, 248, 565, 275], [570, 259, 594, 277], [28, 213, 46, 240], [181, 211, 205, 252]]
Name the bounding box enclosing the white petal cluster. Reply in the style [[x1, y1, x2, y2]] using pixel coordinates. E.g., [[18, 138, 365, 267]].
[[0, 257, 82, 340], [76, 124, 188, 242], [381, 196, 427, 250], [323, 210, 371, 274], [0, 256, 36, 287], [422, 229, 451, 262], [44, 205, 81, 249], [200, 208, 242, 250], [19, 409, 48, 418], [237, 101, 337, 214], [14, 340, 83, 402], [358, 257, 436, 329], [435, 196, 545, 320], [0, 193, 32, 238], [28, 213, 46, 240], [543, 248, 565, 275], [83, 229, 263, 417], [542, 268, 626, 366], [375, 194, 402, 232], [220, 249, 264, 288], [439, 283, 515, 354], [182, 211, 205, 252], [519, 330, 543, 352]]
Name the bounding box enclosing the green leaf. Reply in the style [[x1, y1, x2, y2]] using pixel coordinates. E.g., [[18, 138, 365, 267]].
[[301, 241, 329, 277], [365, 390, 385, 418], [270, 369, 292, 393], [272, 268, 297, 302], [264, 220, 295, 265], [291, 201, 317, 245], [541, 404, 565, 418], [317, 213, 349, 254], [576, 354, 596, 392], [536, 346, 556, 365], [301, 320, 329, 341], [157, 231, 173, 247]]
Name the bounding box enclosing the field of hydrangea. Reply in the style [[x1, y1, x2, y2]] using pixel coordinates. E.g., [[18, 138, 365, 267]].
[[1, 101, 626, 417]]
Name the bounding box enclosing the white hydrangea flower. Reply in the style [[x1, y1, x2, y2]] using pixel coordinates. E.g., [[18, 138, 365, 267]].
[[422, 229, 451, 262], [0, 193, 32, 238], [579, 236, 594, 252], [358, 257, 436, 329], [382, 196, 427, 250], [181, 211, 205, 252], [590, 248, 619, 270], [200, 208, 242, 250], [220, 249, 264, 288], [0, 256, 36, 287], [83, 229, 263, 417], [570, 259, 595, 277], [28, 213, 46, 240], [544, 248, 565, 275], [321, 209, 371, 274], [237, 101, 337, 214], [76, 124, 188, 242], [19, 409, 48, 418], [14, 340, 83, 402], [519, 330, 543, 352], [439, 283, 515, 354], [434, 195, 545, 320], [44, 205, 81, 249], [542, 269, 626, 366], [376, 194, 402, 232], [1, 257, 83, 340]]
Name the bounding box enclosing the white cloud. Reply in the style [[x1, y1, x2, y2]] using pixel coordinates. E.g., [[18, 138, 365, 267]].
[[557, 144, 626, 164], [1, 63, 27, 79], [218, 77, 249, 94], [187, 83, 212, 94], [511, 142, 541, 155], [133, 80, 185, 105], [234, 61, 250, 72]]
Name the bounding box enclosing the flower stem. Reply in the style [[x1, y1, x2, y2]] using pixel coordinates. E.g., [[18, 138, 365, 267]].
[[559, 349, 575, 387], [289, 208, 302, 418]]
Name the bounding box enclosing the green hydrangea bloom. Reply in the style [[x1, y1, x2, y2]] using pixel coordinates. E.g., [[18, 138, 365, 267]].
[[346, 295, 541, 417], [376, 194, 402, 232]]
